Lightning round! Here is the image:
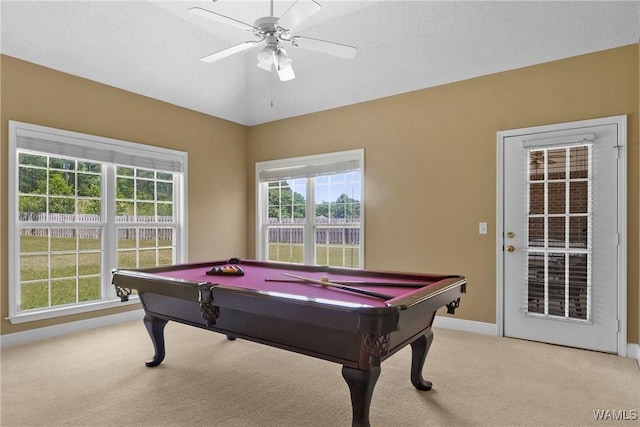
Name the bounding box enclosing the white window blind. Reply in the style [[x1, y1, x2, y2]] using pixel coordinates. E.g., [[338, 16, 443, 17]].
[[16, 127, 184, 173], [522, 133, 595, 149], [258, 151, 361, 182]]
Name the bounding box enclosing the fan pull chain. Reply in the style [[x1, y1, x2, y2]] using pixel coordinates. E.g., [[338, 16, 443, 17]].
[[270, 70, 274, 108]]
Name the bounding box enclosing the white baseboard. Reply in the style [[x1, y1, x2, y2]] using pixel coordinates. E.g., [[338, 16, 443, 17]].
[[627, 343, 640, 367], [434, 315, 498, 336], [0, 309, 144, 348]]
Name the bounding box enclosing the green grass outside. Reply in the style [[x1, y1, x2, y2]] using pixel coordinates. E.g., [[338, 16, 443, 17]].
[[268, 243, 360, 268], [19, 235, 173, 310], [20, 237, 358, 310]]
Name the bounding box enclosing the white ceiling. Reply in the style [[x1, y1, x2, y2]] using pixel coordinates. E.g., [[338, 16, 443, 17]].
[[2, 1, 639, 126]]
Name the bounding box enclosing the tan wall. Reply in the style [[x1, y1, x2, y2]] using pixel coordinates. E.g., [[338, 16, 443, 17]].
[[1, 55, 248, 335], [247, 44, 640, 344]]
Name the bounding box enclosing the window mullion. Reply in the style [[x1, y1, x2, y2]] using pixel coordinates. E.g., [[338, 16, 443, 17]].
[[304, 178, 315, 265], [104, 165, 117, 299]]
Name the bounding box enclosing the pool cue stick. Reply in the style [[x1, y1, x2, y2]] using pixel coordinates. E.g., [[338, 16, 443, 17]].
[[265, 278, 424, 288], [281, 273, 393, 300]]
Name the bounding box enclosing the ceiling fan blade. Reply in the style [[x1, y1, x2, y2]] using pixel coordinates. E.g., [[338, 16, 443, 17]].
[[189, 7, 257, 32], [276, 64, 295, 81], [289, 36, 357, 59], [276, 0, 321, 31], [200, 40, 263, 63]]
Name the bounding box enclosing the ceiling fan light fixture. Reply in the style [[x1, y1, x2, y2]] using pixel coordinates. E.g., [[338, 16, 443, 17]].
[[257, 46, 274, 65], [257, 46, 275, 71], [273, 48, 294, 81], [276, 64, 296, 81], [275, 48, 293, 69]]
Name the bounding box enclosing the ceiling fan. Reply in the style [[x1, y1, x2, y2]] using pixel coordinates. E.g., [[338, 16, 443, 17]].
[[189, 0, 357, 81]]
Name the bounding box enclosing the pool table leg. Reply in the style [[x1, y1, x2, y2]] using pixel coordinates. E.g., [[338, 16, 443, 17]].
[[409, 329, 434, 391], [143, 314, 168, 367], [341, 365, 381, 427]]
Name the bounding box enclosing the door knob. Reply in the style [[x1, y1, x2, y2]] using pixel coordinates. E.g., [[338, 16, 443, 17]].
[[506, 245, 515, 252]]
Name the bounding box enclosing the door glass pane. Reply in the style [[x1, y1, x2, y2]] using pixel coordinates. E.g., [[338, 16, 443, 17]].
[[547, 148, 566, 179], [528, 217, 544, 247], [525, 145, 593, 321], [529, 151, 545, 180], [569, 146, 589, 179], [548, 217, 566, 247], [569, 181, 588, 213], [568, 254, 588, 320], [547, 253, 566, 317], [529, 183, 544, 215], [547, 183, 565, 214], [568, 216, 588, 249], [527, 252, 545, 314]]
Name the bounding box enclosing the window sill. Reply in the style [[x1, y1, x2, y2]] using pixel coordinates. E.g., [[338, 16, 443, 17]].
[[7, 296, 140, 324]]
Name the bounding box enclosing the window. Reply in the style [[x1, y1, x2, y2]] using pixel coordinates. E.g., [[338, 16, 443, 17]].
[[256, 150, 364, 267], [8, 121, 187, 323]]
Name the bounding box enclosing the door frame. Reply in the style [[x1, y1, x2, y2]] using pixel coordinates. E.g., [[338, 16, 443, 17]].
[[496, 115, 627, 356]]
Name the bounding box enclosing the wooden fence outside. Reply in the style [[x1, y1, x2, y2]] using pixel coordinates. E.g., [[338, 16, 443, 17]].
[[19, 214, 359, 244], [19, 213, 174, 240], [268, 226, 360, 245]]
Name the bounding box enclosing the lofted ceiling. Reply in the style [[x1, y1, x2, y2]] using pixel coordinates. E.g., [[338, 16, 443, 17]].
[[2, 1, 639, 126]]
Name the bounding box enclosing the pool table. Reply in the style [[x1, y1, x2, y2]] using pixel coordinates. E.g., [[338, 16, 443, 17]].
[[112, 258, 466, 427]]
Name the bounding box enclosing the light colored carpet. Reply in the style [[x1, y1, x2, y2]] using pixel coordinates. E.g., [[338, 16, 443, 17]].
[[1, 320, 638, 427]]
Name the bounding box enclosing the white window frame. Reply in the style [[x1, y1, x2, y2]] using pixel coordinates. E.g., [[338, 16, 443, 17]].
[[255, 149, 364, 266], [8, 121, 188, 324]]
